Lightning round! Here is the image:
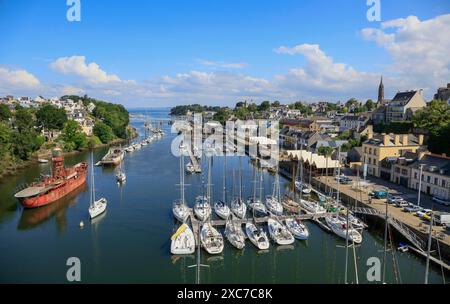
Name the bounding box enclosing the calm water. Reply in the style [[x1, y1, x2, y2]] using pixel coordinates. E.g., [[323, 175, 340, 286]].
[[0, 108, 445, 284]]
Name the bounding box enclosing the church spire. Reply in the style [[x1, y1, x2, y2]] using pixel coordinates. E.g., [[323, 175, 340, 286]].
[[378, 76, 384, 105]]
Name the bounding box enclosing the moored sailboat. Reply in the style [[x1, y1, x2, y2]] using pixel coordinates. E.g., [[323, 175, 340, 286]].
[[88, 151, 107, 219], [267, 218, 294, 245], [200, 222, 224, 255], [171, 223, 196, 255]]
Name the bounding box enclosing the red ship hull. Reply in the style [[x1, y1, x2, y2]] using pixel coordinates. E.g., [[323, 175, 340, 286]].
[[20, 172, 87, 209]]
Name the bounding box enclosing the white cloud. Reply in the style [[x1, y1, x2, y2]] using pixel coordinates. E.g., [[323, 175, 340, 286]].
[[50, 56, 122, 84], [274, 44, 380, 99], [61, 85, 85, 95], [0, 67, 40, 89], [197, 59, 248, 69], [361, 14, 450, 91]]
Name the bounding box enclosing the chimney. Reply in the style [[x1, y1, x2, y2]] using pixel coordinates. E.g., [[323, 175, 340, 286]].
[[394, 135, 400, 146], [402, 134, 408, 146], [382, 133, 390, 146], [418, 134, 424, 145]]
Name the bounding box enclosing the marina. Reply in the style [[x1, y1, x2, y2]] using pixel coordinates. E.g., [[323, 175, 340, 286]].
[[0, 109, 448, 284]]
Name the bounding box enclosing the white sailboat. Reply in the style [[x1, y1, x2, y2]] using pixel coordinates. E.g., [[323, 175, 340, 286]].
[[265, 172, 283, 216], [115, 158, 126, 183], [225, 216, 246, 250], [194, 155, 213, 221], [298, 199, 327, 215], [88, 151, 107, 219], [200, 222, 224, 255], [231, 158, 247, 219], [194, 196, 211, 222], [325, 215, 363, 244], [285, 218, 309, 240], [171, 223, 196, 255], [247, 167, 268, 216], [173, 143, 189, 222], [245, 222, 270, 250], [214, 157, 231, 219], [267, 218, 295, 245], [295, 181, 312, 195]]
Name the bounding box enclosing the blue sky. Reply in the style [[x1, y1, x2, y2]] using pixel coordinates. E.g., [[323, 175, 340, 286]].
[[0, 0, 449, 107]]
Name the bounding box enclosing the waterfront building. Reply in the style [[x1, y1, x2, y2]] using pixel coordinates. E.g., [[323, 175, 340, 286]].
[[362, 133, 425, 179], [410, 153, 450, 200]]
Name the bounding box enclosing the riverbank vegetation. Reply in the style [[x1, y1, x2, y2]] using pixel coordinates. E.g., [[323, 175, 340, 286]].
[[0, 96, 131, 177]]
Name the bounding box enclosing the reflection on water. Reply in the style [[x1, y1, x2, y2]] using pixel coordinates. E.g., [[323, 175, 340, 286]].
[[17, 184, 87, 232], [0, 108, 446, 284]]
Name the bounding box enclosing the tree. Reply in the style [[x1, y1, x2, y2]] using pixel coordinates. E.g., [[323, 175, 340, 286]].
[[0, 122, 12, 158], [365, 99, 376, 112], [235, 101, 245, 109], [213, 108, 231, 125], [0, 104, 12, 122], [62, 120, 87, 151], [413, 100, 450, 154], [318, 146, 334, 157], [272, 101, 281, 107], [36, 103, 68, 130], [258, 101, 271, 112], [235, 107, 250, 120], [94, 122, 115, 144], [13, 106, 35, 132]]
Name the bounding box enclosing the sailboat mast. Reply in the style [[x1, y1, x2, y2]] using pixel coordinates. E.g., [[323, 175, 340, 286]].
[[222, 156, 226, 203], [239, 157, 243, 200], [180, 147, 185, 205], [207, 156, 212, 204], [90, 151, 95, 207]]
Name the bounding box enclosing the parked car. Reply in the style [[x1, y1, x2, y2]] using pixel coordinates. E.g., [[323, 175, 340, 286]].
[[403, 205, 423, 213], [416, 209, 432, 219], [335, 175, 352, 184], [395, 201, 410, 208], [371, 190, 388, 199], [387, 196, 404, 204], [433, 212, 450, 226]]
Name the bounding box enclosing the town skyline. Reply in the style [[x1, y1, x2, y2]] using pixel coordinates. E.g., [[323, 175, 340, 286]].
[[0, 0, 449, 107]]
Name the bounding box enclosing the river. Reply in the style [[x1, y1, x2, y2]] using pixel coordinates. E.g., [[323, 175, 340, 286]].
[[0, 108, 445, 283]]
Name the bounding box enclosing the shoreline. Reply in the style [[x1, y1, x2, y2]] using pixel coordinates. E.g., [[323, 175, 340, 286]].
[[0, 126, 138, 183]]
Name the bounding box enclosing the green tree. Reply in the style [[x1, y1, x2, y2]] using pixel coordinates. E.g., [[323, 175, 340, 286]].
[[36, 103, 68, 130], [365, 99, 376, 112], [258, 101, 271, 112], [213, 108, 231, 125], [0, 104, 12, 122], [62, 120, 87, 151], [94, 121, 115, 144], [413, 100, 450, 154], [318, 146, 334, 157], [272, 101, 281, 107], [0, 122, 12, 158], [235, 107, 250, 120], [13, 106, 35, 132]]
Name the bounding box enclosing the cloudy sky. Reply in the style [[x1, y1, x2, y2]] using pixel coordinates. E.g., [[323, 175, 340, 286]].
[[0, 0, 449, 107]]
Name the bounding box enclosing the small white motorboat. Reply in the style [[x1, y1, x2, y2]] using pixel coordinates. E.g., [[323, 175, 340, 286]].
[[171, 223, 196, 255], [295, 181, 312, 195], [38, 159, 49, 164]]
